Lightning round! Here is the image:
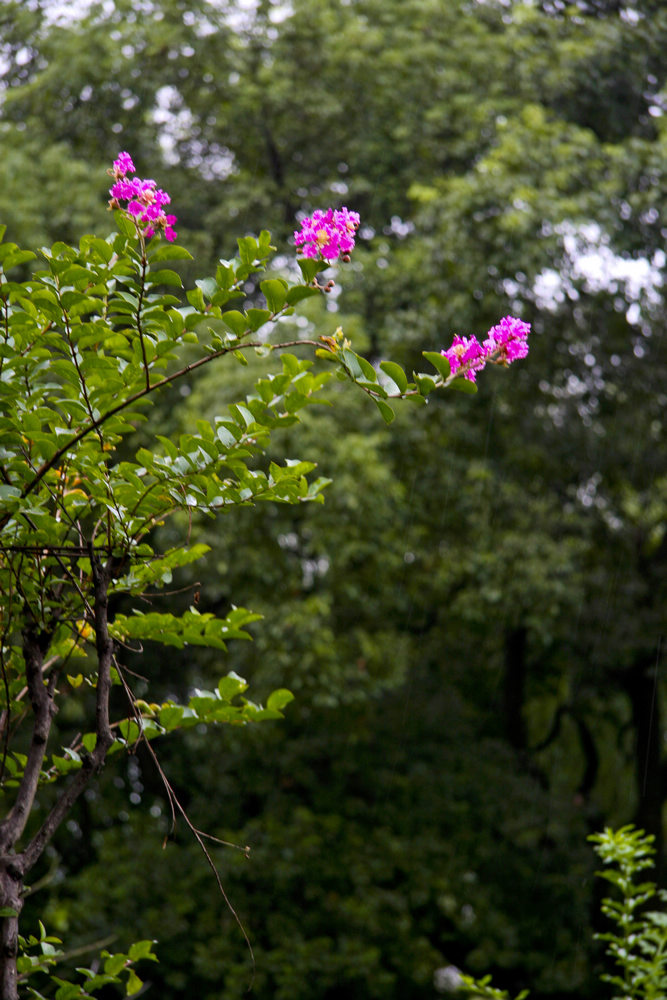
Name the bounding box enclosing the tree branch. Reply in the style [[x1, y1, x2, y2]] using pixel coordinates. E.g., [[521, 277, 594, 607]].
[[0, 629, 55, 853], [0, 857, 22, 1000], [6, 337, 322, 525], [19, 548, 116, 873]]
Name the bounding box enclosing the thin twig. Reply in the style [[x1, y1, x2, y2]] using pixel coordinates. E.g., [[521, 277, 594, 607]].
[[113, 658, 256, 986]]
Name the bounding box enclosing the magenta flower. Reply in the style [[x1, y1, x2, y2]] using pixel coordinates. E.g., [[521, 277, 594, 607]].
[[108, 153, 177, 243], [441, 316, 530, 382], [294, 207, 360, 261], [112, 151, 135, 178], [442, 334, 486, 382], [483, 315, 530, 364]]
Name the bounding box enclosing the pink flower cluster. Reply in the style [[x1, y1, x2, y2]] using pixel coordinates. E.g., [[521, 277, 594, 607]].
[[108, 152, 177, 242], [442, 315, 530, 382], [294, 207, 360, 261]]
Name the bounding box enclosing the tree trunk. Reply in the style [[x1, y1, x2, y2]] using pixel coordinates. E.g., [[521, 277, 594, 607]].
[[0, 555, 116, 996], [504, 626, 528, 751], [0, 860, 23, 1000]]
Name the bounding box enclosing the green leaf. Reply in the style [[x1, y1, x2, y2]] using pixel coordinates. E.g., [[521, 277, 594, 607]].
[[81, 732, 96, 752], [449, 376, 478, 394], [261, 278, 288, 312], [218, 671, 249, 701], [118, 720, 140, 743], [297, 258, 327, 283], [266, 688, 294, 713], [356, 354, 378, 382], [222, 311, 248, 338], [110, 608, 260, 651], [413, 372, 436, 395], [246, 308, 272, 331], [379, 361, 408, 392], [257, 229, 274, 257], [126, 969, 143, 996], [342, 348, 363, 379], [144, 268, 183, 288], [1, 249, 37, 270], [104, 953, 127, 977], [54, 984, 84, 1000], [148, 244, 193, 262], [285, 285, 319, 306], [78, 972, 118, 991], [238, 235, 259, 264], [0, 908, 18, 917], [128, 940, 157, 962], [0, 485, 22, 502], [195, 276, 218, 299], [422, 350, 451, 379], [375, 398, 395, 424], [186, 287, 206, 311], [158, 705, 184, 730]]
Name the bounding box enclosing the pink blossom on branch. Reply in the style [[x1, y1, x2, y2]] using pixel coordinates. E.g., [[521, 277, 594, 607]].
[[442, 316, 530, 382], [484, 315, 530, 364], [108, 152, 177, 243], [111, 151, 135, 178], [441, 334, 486, 382], [294, 207, 361, 261]]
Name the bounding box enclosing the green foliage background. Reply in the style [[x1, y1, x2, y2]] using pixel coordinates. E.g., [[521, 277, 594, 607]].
[[2, 0, 666, 996]]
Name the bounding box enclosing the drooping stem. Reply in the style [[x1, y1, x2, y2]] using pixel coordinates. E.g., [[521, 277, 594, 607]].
[[136, 252, 151, 391]]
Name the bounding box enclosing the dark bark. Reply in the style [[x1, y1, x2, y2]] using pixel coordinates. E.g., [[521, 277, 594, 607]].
[[0, 630, 55, 854], [622, 652, 664, 880], [0, 629, 52, 1000], [531, 704, 600, 805], [0, 859, 22, 1000], [503, 626, 528, 751], [572, 714, 600, 799]]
